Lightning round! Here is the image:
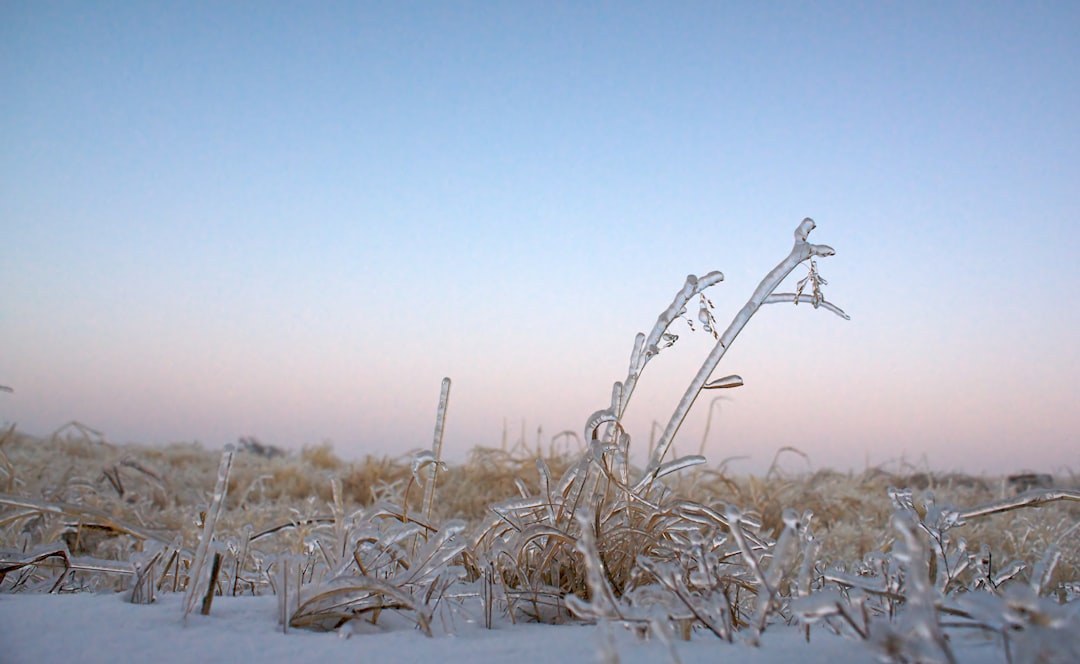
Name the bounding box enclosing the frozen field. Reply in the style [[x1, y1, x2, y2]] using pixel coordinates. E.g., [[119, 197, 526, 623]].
[[2, 427, 1077, 664]]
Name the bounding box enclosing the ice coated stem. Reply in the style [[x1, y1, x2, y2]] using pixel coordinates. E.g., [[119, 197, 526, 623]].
[[422, 377, 451, 523], [183, 445, 234, 620], [645, 219, 839, 476]]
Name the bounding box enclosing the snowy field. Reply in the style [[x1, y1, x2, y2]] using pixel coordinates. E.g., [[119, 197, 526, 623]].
[[2, 423, 1078, 664], [0, 592, 1013, 664]]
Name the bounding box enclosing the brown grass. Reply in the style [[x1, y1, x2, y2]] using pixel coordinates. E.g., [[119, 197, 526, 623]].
[[3, 425, 1074, 596]]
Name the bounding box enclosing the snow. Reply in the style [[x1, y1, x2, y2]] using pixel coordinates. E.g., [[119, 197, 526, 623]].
[[0, 592, 1008, 664]]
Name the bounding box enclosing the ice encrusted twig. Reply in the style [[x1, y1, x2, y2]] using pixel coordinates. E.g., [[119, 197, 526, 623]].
[[643, 218, 847, 483], [422, 377, 452, 526], [617, 271, 726, 418], [956, 488, 1080, 520]]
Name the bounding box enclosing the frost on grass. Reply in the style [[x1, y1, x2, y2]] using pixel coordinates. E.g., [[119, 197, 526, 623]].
[[2, 220, 1079, 662]]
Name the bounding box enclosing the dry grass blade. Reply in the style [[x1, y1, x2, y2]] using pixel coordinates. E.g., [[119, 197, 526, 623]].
[[0, 493, 177, 547], [1, 546, 73, 591], [1, 545, 133, 592], [289, 577, 433, 635], [958, 488, 1080, 520], [0, 424, 17, 492]]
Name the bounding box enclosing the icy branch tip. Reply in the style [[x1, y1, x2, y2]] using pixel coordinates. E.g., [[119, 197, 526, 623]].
[[699, 270, 724, 285], [794, 218, 816, 242]]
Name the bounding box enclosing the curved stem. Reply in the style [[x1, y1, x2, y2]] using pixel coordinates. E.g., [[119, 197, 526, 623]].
[[645, 218, 836, 477]]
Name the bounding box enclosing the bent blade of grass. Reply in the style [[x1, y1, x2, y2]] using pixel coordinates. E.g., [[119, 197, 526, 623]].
[[0, 493, 178, 548], [290, 576, 433, 635], [958, 488, 1080, 520]]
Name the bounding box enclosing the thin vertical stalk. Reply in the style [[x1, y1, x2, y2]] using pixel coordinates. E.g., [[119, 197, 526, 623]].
[[422, 377, 451, 523], [183, 445, 234, 620]]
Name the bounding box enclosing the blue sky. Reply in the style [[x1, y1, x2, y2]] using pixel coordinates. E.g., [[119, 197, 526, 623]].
[[2, 2, 1078, 474]]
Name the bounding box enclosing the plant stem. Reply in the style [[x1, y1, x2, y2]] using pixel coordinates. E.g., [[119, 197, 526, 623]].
[[646, 218, 840, 476], [423, 377, 452, 524]]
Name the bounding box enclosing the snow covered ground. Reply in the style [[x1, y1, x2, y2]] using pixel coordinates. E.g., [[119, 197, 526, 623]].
[[0, 592, 1010, 664]]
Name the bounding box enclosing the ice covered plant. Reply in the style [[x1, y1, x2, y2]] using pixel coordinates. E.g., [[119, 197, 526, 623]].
[[271, 378, 465, 634], [488, 218, 848, 629], [183, 444, 235, 619], [598, 217, 848, 481], [793, 482, 1080, 663]]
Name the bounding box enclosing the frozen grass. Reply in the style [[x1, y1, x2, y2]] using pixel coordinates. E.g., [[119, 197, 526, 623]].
[[2, 220, 1078, 662]]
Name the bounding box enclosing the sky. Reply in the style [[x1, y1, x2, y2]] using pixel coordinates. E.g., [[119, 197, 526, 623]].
[[2, 2, 1078, 475]]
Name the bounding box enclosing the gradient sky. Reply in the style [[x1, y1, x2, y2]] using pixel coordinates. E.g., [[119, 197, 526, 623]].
[[2, 2, 1078, 475]]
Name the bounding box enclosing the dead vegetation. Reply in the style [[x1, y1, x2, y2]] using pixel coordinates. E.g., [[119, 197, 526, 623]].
[[1, 423, 1077, 653]]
